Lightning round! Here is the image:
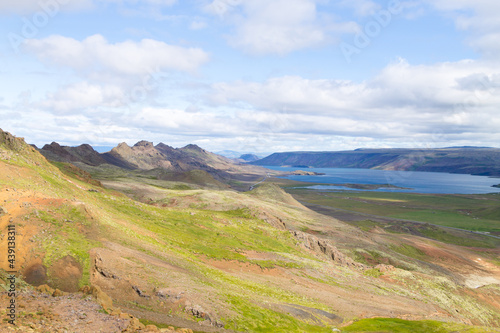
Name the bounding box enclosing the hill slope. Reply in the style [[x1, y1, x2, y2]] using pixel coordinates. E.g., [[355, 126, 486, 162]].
[[253, 147, 500, 176]]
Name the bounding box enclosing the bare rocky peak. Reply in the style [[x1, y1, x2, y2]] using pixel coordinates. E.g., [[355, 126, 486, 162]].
[[43, 142, 62, 149], [133, 140, 154, 149], [182, 144, 205, 152], [155, 142, 175, 151], [112, 142, 133, 155], [116, 142, 130, 149], [78, 143, 95, 152]]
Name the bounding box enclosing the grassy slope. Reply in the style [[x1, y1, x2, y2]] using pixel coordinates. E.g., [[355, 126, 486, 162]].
[[342, 318, 499, 333]]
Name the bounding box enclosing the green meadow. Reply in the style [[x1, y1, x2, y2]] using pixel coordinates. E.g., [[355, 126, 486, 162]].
[[285, 188, 500, 235]]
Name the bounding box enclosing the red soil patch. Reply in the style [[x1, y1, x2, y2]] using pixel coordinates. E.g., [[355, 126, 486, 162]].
[[207, 258, 285, 277]]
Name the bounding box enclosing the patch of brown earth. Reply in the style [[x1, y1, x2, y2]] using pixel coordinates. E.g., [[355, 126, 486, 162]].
[[48, 255, 83, 292], [22, 259, 47, 286], [207, 259, 285, 277], [0, 189, 43, 272]]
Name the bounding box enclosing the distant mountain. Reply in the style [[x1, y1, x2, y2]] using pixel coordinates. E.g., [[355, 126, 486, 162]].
[[217, 150, 267, 160], [216, 150, 242, 159], [252, 147, 500, 176], [239, 154, 260, 162], [41, 142, 108, 166], [103, 141, 174, 170]]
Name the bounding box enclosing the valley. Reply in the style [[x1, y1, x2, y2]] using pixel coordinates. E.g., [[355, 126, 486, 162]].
[[1, 129, 500, 332]]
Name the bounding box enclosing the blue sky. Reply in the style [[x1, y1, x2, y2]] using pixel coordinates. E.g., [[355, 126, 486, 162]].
[[1, 0, 499, 154]]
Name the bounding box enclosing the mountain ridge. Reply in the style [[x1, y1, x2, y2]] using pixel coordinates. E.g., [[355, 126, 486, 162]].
[[37, 139, 273, 190], [252, 147, 500, 176]]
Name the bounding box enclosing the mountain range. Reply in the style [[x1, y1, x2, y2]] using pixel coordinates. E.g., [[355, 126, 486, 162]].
[[37, 140, 270, 190], [252, 147, 500, 176]]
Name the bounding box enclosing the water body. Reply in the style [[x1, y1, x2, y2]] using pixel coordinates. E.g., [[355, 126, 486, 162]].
[[264, 166, 500, 194]]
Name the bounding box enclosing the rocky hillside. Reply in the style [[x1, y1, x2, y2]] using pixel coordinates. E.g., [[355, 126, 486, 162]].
[[253, 147, 500, 176]]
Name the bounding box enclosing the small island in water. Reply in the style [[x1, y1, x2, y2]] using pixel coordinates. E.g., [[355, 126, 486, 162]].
[[289, 170, 326, 176]]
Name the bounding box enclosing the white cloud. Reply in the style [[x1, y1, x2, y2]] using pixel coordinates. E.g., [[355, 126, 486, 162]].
[[204, 0, 243, 17], [337, 0, 380, 17], [24, 34, 210, 76], [39, 82, 125, 113], [428, 0, 500, 59], [0, 0, 92, 14], [207, 58, 500, 141], [132, 107, 246, 138], [206, 0, 347, 55], [0, 0, 176, 14], [230, 0, 325, 54], [119, 0, 177, 5], [22, 34, 209, 115]]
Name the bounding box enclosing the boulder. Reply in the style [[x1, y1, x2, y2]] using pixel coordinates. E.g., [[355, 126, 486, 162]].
[[145, 324, 159, 331], [52, 289, 65, 297], [90, 285, 114, 311], [129, 317, 146, 330], [37, 284, 55, 295]]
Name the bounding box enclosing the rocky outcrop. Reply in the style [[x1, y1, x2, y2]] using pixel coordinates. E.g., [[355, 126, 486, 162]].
[[291, 230, 366, 269], [259, 211, 287, 230], [185, 303, 224, 328], [91, 285, 114, 311], [0, 128, 27, 152], [94, 254, 120, 280], [375, 264, 396, 273]]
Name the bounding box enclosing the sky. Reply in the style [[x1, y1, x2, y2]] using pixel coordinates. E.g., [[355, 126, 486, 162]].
[[1, 0, 499, 154]]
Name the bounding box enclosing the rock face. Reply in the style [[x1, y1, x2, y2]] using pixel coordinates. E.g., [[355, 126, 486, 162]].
[[291, 230, 366, 269], [185, 304, 224, 328], [0, 128, 27, 151]]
